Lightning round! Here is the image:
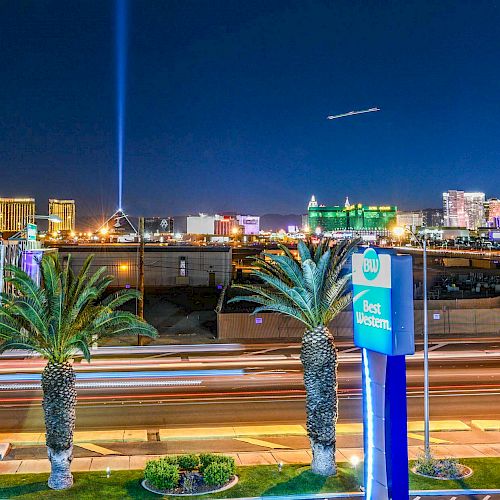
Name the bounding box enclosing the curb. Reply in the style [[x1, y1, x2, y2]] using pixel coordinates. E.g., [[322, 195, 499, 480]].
[[412, 490, 500, 496], [142, 475, 239, 496], [227, 490, 500, 500]]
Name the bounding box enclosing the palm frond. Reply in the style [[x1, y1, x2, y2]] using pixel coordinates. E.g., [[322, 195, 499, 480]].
[[230, 238, 359, 332], [297, 240, 312, 263], [0, 253, 158, 362], [101, 289, 139, 309]]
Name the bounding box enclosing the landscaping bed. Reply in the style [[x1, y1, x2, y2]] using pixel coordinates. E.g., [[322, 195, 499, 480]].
[[142, 453, 237, 496], [412, 454, 473, 480]]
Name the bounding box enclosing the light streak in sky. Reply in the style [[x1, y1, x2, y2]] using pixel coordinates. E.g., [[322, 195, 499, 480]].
[[327, 107, 380, 120]]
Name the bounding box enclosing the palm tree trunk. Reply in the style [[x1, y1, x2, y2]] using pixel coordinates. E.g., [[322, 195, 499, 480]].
[[41, 361, 76, 490], [300, 325, 337, 476]]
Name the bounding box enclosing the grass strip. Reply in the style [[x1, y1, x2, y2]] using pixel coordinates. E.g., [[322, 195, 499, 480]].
[[0, 458, 498, 499]]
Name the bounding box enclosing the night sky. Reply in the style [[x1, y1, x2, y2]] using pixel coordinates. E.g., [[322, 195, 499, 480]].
[[1, 1, 499, 217]]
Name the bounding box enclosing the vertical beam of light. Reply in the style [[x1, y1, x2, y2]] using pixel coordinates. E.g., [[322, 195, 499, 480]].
[[362, 348, 374, 500], [116, 0, 128, 211]]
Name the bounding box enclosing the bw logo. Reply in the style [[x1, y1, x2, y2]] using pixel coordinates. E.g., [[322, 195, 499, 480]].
[[362, 248, 380, 281]]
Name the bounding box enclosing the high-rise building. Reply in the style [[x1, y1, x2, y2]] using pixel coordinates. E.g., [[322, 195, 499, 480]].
[[422, 208, 443, 227], [485, 198, 500, 228], [464, 192, 486, 230], [396, 211, 423, 228], [301, 214, 309, 231], [0, 198, 35, 232], [443, 190, 466, 227], [48, 199, 75, 233]]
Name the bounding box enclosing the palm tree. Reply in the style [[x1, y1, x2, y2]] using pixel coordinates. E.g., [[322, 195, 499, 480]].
[[0, 254, 157, 490], [229, 239, 358, 476]]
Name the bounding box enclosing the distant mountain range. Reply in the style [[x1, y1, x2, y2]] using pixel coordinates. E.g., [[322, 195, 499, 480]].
[[259, 214, 303, 231]]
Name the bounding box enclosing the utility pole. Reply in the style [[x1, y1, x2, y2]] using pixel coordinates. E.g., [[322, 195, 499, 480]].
[[138, 216, 145, 346]]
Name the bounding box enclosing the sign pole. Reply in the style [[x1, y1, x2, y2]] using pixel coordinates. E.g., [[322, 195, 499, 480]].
[[352, 247, 415, 500]]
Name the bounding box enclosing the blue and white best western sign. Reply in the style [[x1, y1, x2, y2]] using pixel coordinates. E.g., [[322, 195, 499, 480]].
[[352, 247, 414, 356]]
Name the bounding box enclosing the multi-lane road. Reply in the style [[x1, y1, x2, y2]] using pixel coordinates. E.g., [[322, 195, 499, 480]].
[[0, 339, 499, 432]]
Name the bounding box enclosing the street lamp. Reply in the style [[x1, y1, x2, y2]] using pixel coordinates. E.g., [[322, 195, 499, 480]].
[[393, 225, 431, 460], [35, 215, 63, 223], [9, 214, 63, 242]]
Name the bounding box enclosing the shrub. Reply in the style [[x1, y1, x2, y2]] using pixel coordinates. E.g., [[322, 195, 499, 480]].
[[144, 459, 180, 490], [414, 454, 461, 478], [414, 455, 436, 476], [204, 462, 232, 486], [199, 453, 220, 473], [437, 458, 461, 478], [212, 455, 235, 475], [199, 453, 235, 474], [161, 455, 179, 466], [177, 453, 200, 471]]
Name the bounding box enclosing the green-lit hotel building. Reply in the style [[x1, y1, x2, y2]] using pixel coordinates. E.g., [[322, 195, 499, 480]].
[[307, 196, 397, 235]]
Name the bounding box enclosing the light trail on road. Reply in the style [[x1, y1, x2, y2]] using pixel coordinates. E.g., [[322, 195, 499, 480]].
[[0, 344, 498, 431]]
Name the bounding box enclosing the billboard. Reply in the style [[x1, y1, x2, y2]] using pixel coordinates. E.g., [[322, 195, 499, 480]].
[[144, 217, 174, 235]]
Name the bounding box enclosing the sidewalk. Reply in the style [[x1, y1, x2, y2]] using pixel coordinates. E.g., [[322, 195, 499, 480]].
[[2, 419, 500, 474], [1, 443, 500, 475]]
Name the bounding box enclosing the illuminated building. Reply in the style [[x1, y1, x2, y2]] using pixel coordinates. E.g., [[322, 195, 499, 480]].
[[396, 211, 423, 228], [236, 215, 260, 235], [307, 197, 397, 234], [464, 192, 486, 229], [308, 195, 318, 209], [214, 215, 240, 236], [443, 190, 487, 229], [443, 190, 466, 227], [187, 214, 256, 236], [97, 209, 137, 242], [0, 197, 35, 232], [485, 198, 500, 227], [301, 214, 309, 231], [48, 199, 75, 232]]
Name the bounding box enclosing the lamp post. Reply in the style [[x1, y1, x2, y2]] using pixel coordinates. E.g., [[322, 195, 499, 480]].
[[9, 214, 62, 244], [393, 225, 431, 460]]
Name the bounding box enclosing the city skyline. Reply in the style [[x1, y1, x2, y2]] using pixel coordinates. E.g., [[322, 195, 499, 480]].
[[0, 2, 499, 497], [1, 1, 500, 216]]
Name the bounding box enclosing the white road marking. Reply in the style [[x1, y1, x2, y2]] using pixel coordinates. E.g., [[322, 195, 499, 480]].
[[412, 497, 421, 500], [428, 342, 447, 352], [340, 347, 360, 353], [483, 495, 491, 500]]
